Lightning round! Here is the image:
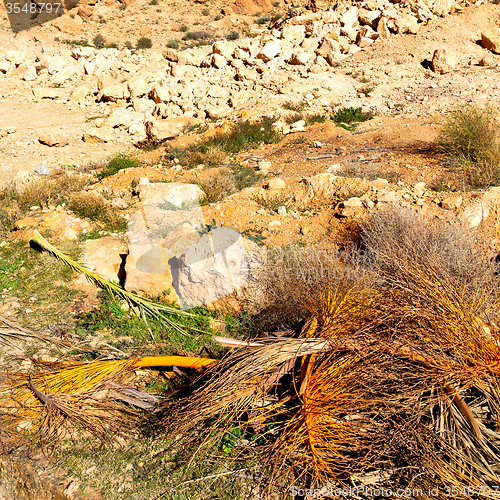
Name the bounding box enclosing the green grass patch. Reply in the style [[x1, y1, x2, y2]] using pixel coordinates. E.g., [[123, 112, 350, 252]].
[[97, 153, 142, 180], [0, 240, 81, 330], [69, 193, 128, 232], [332, 107, 373, 131], [168, 117, 282, 167], [75, 290, 219, 354]]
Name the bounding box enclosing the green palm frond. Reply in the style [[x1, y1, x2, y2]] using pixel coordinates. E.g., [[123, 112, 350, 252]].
[[33, 230, 206, 338]]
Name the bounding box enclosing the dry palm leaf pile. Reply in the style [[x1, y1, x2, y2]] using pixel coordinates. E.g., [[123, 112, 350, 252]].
[[2, 209, 500, 499], [163, 208, 500, 498]]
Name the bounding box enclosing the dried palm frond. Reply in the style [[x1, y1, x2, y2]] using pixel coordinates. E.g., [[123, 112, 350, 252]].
[[33, 230, 207, 337], [0, 355, 217, 446]]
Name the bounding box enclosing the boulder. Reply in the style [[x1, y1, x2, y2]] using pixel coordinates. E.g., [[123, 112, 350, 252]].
[[267, 178, 286, 189], [358, 9, 381, 28], [137, 182, 204, 206], [460, 201, 489, 228], [340, 7, 358, 29], [38, 133, 69, 147], [172, 227, 250, 308], [289, 50, 311, 65], [51, 14, 83, 36], [212, 41, 234, 60], [481, 30, 500, 54], [98, 83, 130, 101], [145, 117, 201, 142], [32, 87, 60, 99], [431, 49, 455, 74], [256, 41, 281, 63], [281, 25, 306, 45], [77, 4, 94, 17], [78, 236, 128, 284]]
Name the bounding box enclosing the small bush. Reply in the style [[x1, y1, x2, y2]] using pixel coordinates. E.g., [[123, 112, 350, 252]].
[[332, 107, 373, 125], [136, 37, 153, 49], [167, 39, 180, 49], [252, 192, 293, 212], [305, 113, 327, 125], [437, 103, 500, 187], [69, 193, 128, 232], [226, 31, 239, 41], [201, 8, 209, 15], [97, 153, 142, 180], [124, 41, 133, 50], [182, 31, 201, 41], [255, 14, 271, 25], [273, 1, 280, 6], [283, 101, 307, 112], [197, 172, 238, 204], [149, 0, 158, 4], [180, 25, 189, 32], [93, 34, 105, 49]]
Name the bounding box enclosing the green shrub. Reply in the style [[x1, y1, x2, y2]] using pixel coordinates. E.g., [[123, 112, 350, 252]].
[[332, 107, 373, 124], [124, 41, 133, 50], [97, 153, 142, 180], [226, 31, 239, 41], [136, 37, 153, 49], [149, 0, 158, 4], [255, 14, 271, 25], [93, 34, 105, 49], [201, 8, 209, 15], [167, 39, 180, 49], [182, 31, 201, 41], [180, 24, 189, 32], [69, 193, 128, 232], [437, 103, 500, 187]]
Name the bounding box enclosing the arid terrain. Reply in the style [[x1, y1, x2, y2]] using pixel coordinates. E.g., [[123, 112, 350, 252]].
[[3, 0, 500, 497]]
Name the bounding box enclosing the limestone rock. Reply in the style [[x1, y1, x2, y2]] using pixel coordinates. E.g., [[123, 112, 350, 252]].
[[441, 194, 463, 210], [172, 227, 250, 308], [460, 201, 489, 228], [38, 133, 69, 147], [98, 83, 130, 102], [145, 117, 201, 142], [281, 25, 306, 45], [78, 236, 128, 284], [481, 30, 500, 54], [256, 41, 281, 63], [32, 87, 60, 99], [432, 49, 455, 74], [212, 41, 234, 60], [82, 127, 115, 143], [137, 182, 204, 206], [267, 178, 286, 189]]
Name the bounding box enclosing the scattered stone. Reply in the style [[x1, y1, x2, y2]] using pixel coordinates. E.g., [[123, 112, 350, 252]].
[[267, 178, 286, 189], [38, 133, 69, 147], [441, 194, 463, 210], [481, 30, 500, 54], [479, 56, 494, 66], [137, 182, 204, 205], [145, 117, 201, 142], [343, 197, 364, 208], [460, 201, 490, 228], [431, 49, 455, 74], [256, 41, 281, 63]]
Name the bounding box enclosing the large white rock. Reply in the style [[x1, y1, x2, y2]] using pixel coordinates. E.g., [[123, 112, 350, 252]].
[[137, 182, 204, 206], [212, 41, 234, 60], [281, 24, 306, 45], [256, 41, 281, 63], [341, 7, 358, 29], [145, 117, 201, 142], [173, 227, 250, 308]]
